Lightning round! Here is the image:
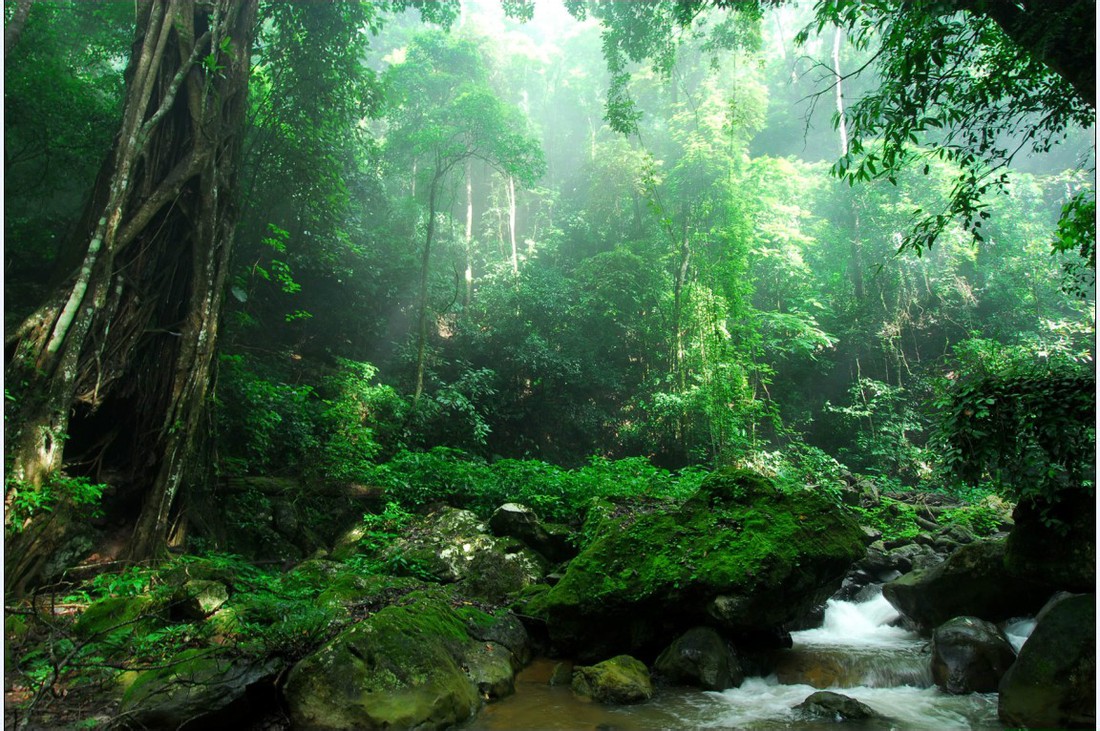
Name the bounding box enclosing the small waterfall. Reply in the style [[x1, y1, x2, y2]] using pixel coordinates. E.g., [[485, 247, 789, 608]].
[[1002, 617, 1036, 654], [775, 590, 932, 689], [704, 592, 1003, 729]]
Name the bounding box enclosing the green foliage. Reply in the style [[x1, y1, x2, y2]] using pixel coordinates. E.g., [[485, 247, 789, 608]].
[[800, 0, 1093, 253], [6, 474, 106, 532], [1052, 192, 1096, 297], [934, 338, 1095, 515], [215, 354, 317, 475], [316, 359, 404, 482], [359, 449, 706, 524], [824, 378, 931, 485], [849, 496, 922, 543]]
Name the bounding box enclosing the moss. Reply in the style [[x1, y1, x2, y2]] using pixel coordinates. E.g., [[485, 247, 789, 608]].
[[530, 468, 865, 650], [74, 595, 163, 639], [571, 655, 653, 704], [285, 588, 482, 730]]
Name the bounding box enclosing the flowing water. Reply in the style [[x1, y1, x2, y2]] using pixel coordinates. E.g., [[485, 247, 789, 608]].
[[465, 591, 1013, 730]]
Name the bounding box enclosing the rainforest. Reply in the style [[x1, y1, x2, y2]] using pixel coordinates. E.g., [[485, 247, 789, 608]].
[[3, 0, 1095, 729]]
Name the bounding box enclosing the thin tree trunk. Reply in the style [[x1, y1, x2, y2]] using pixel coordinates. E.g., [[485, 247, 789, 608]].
[[508, 174, 518, 275], [833, 26, 864, 301], [465, 161, 474, 306], [413, 164, 443, 407]]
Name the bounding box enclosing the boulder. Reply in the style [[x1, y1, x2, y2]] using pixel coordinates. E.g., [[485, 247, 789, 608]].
[[284, 587, 501, 730], [999, 593, 1095, 729], [1005, 494, 1095, 593], [171, 579, 229, 620], [571, 655, 653, 704], [384, 507, 546, 601], [528, 469, 865, 659], [931, 616, 1016, 694], [882, 537, 1050, 631], [794, 690, 884, 721], [653, 626, 742, 691], [489, 503, 576, 564], [120, 650, 279, 730]]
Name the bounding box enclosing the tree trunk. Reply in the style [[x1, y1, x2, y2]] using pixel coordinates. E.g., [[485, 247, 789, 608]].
[[465, 161, 474, 306], [413, 163, 443, 407], [5, 0, 259, 592], [4, 0, 33, 57], [833, 26, 864, 301], [508, 174, 518, 275]]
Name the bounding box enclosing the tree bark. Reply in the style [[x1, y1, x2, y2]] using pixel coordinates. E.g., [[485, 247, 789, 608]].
[[5, 0, 259, 592], [4, 0, 33, 57]]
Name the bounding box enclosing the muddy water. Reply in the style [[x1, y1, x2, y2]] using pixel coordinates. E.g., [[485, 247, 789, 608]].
[[464, 593, 1009, 730]]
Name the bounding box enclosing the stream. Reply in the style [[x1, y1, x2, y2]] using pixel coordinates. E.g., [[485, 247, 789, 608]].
[[466, 591, 1016, 729]]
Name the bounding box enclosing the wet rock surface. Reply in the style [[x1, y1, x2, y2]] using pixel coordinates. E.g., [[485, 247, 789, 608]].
[[931, 616, 1016, 694], [999, 593, 1095, 729]]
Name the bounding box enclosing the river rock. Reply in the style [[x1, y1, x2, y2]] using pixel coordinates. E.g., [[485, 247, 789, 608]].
[[794, 690, 883, 721], [528, 468, 865, 660], [882, 537, 1050, 631], [489, 503, 576, 564], [654, 626, 743, 690], [120, 650, 279, 729], [284, 587, 524, 730], [931, 616, 1016, 694], [571, 655, 653, 704], [384, 506, 546, 601], [999, 593, 1095, 729]]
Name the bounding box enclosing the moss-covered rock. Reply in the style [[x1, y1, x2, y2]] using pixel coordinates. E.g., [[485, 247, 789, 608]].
[[571, 655, 653, 704], [998, 593, 1095, 729], [528, 468, 865, 658], [120, 649, 280, 729], [74, 595, 164, 639], [883, 537, 1052, 631], [171, 579, 228, 620], [384, 506, 546, 601], [284, 587, 524, 730]]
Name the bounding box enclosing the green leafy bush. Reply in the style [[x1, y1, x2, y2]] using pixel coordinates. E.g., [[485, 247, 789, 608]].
[[6, 474, 106, 533], [934, 338, 1095, 521]]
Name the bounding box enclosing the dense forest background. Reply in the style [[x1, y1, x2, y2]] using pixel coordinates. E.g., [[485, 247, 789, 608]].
[[3, 0, 1094, 575]]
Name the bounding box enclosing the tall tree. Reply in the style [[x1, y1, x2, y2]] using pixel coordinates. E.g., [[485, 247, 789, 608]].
[[5, 0, 259, 592]]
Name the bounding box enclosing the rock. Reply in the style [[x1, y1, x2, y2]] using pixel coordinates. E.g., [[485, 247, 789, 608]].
[[489, 503, 577, 564], [284, 588, 486, 730], [931, 616, 1016, 694], [120, 650, 279, 729], [458, 605, 532, 668], [999, 593, 1095, 729], [882, 537, 1051, 631], [75, 595, 163, 638], [571, 655, 653, 704], [460, 641, 516, 701], [1005, 494, 1095, 593], [171, 579, 229, 620], [653, 626, 742, 690], [385, 506, 546, 601], [528, 468, 865, 659], [794, 690, 884, 721], [549, 661, 574, 686]]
